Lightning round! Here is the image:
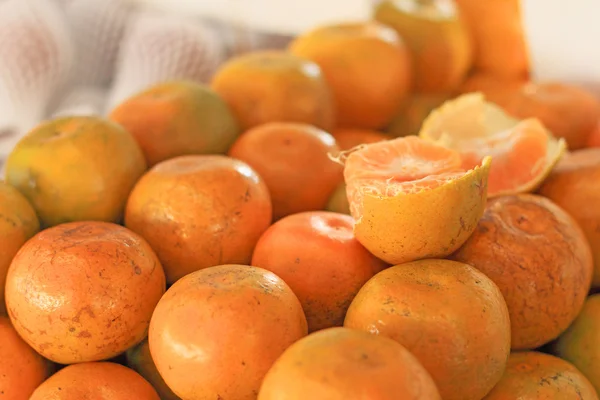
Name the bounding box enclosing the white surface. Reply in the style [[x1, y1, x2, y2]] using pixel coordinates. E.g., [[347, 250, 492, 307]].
[[131, 0, 374, 35], [521, 0, 600, 95]]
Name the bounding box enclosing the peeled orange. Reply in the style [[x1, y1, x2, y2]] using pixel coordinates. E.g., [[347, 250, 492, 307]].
[[341, 135, 490, 265], [420, 93, 567, 197]]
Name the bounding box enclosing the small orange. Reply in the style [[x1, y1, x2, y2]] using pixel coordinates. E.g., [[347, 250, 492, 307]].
[[127, 338, 180, 400], [149, 264, 308, 400], [211, 51, 335, 131], [29, 362, 160, 399], [289, 21, 412, 130], [228, 122, 342, 220], [5, 221, 166, 364], [125, 155, 272, 284], [251, 211, 388, 332], [0, 316, 52, 400], [109, 80, 240, 167], [258, 327, 441, 400]]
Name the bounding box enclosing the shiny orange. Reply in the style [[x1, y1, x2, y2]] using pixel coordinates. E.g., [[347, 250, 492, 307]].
[[452, 194, 593, 350], [0, 316, 52, 400], [258, 327, 441, 400], [125, 155, 272, 284], [483, 351, 598, 400], [29, 362, 160, 399], [330, 128, 389, 151], [0, 182, 39, 315], [127, 338, 180, 400], [5, 221, 166, 364], [251, 211, 388, 332], [149, 264, 308, 400], [344, 259, 511, 400], [211, 51, 335, 131], [289, 21, 412, 129], [109, 80, 241, 167], [228, 123, 342, 220]]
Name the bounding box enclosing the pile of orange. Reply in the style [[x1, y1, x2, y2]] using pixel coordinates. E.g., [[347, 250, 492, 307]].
[[2, 1, 600, 399]]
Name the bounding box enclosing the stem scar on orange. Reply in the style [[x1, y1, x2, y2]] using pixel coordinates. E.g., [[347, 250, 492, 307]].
[[335, 135, 490, 265]]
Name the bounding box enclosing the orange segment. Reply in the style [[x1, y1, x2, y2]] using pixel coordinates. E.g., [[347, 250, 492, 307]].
[[420, 93, 567, 197]]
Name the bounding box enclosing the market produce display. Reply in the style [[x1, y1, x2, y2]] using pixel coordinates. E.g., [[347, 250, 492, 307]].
[[1, 0, 600, 399]]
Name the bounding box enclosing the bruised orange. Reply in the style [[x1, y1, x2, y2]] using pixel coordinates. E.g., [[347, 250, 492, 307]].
[[251, 211, 388, 332], [483, 351, 598, 400], [211, 51, 335, 131], [344, 259, 511, 400], [258, 327, 441, 400], [109, 80, 240, 167], [0, 182, 39, 315], [127, 338, 180, 400], [228, 123, 342, 220], [5, 221, 166, 364], [539, 148, 600, 287], [341, 135, 490, 265], [125, 155, 272, 284], [0, 316, 52, 400], [451, 194, 594, 350], [289, 21, 412, 130], [29, 362, 160, 399], [149, 264, 308, 400], [4, 116, 146, 228]]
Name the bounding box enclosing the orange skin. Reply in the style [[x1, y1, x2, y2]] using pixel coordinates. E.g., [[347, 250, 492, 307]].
[[539, 148, 600, 287], [451, 194, 594, 350], [149, 264, 308, 400], [344, 259, 511, 400], [588, 121, 600, 148], [4, 116, 147, 228], [496, 82, 600, 150], [483, 351, 599, 400], [553, 294, 600, 394], [456, 72, 528, 104], [125, 155, 273, 284], [211, 51, 335, 131], [0, 316, 53, 400], [330, 128, 389, 151], [109, 80, 241, 168], [251, 211, 388, 332], [326, 182, 350, 215], [258, 327, 442, 400], [127, 338, 180, 400], [228, 123, 342, 221], [289, 21, 412, 130], [30, 362, 160, 399], [455, 0, 530, 78], [5, 221, 166, 364], [0, 182, 39, 315]]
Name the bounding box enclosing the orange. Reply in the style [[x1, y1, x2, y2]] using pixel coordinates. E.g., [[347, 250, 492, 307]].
[[251, 211, 388, 332], [0, 182, 39, 315], [258, 327, 441, 400], [539, 148, 600, 287], [374, 0, 472, 93], [0, 316, 52, 400], [456, 72, 528, 103], [289, 21, 412, 130], [451, 194, 594, 350], [325, 182, 350, 215], [341, 135, 490, 265], [483, 351, 598, 400], [386, 93, 449, 137], [211, 51, 335, 131], [149, 264, 308, 400], [4, 116, 146, 228], [228, 122, 342, 220], [553, 294, 600, 394], [420, 92, 567, 197], [455, 0, 530, 78], [125, 155, 272, 284], [5, 221, 166, 364], [495, 82, 600, 151], [109, 80, 240, 167], [588, 121, 600, 148], [29, 362, 160, 399], [330, 128, 389, 151], [127, 338, 180, 400], [344, 259, 511, 400]]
